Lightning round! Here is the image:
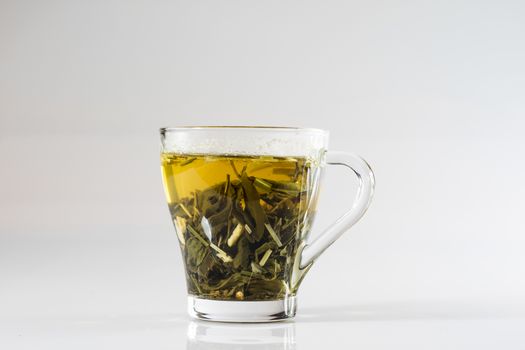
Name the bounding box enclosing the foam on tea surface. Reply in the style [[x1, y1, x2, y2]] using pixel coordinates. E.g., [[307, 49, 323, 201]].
[[160, 127, 328, 159]]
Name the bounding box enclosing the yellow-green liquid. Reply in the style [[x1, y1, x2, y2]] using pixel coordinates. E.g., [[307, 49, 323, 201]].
[[161, 153, 321, 301]]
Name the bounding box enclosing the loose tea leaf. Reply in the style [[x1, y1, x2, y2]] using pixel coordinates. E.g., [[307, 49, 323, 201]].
[[233, 236, 250, 269], [240, 171, 267, 241], [161, 153, 321, 301]]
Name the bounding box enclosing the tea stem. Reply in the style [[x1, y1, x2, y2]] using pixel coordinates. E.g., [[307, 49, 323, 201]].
[[259, 249, 272, 267], [187, 224, 209, 247], [230, 160, 241, 179], [227, 223, 244, 247], [265, 222, 283, 247], [179, 203, 192, 218], [180, 157, 196, 166]]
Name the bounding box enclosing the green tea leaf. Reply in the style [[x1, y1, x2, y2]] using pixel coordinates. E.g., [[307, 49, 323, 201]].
[[186, 237, 208, 269], [233, 236, 250, 269], [241, 171, 267, 241]]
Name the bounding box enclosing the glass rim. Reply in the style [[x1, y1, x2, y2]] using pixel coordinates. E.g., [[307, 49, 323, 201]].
[[159, 125, 328, 135]]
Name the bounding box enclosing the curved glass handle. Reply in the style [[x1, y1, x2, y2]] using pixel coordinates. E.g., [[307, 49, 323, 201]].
[[300, 151, 375, 268]]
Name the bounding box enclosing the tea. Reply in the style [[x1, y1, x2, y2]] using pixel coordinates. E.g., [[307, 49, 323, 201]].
[[161, 153, 321, 301]]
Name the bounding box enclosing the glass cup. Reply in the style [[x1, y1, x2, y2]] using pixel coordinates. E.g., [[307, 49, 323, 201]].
[[160, 126, 374, 322]]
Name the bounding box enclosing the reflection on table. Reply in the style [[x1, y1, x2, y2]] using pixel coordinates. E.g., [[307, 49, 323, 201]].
[[186, 320, 296, 350]]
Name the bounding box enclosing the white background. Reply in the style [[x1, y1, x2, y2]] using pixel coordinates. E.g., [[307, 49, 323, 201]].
[[1, 0, 525, 348]]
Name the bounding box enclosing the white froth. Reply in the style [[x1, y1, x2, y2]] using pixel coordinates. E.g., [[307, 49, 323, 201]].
[[161, 127, 329, 159]]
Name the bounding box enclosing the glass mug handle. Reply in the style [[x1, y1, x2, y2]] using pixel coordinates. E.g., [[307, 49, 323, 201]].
[[300, 151, 375, 268]]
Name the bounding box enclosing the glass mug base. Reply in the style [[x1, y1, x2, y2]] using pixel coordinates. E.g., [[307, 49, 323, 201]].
[[187, 295, 297, 322]]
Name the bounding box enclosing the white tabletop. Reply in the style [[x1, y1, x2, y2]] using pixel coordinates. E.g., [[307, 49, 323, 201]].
[[4, 306, 525, 350], [3, 303, 525, 349], [2, 235, 525, 350]]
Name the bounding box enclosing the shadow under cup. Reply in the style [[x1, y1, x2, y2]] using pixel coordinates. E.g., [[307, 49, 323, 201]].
[[160, 127, 329, 322]]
